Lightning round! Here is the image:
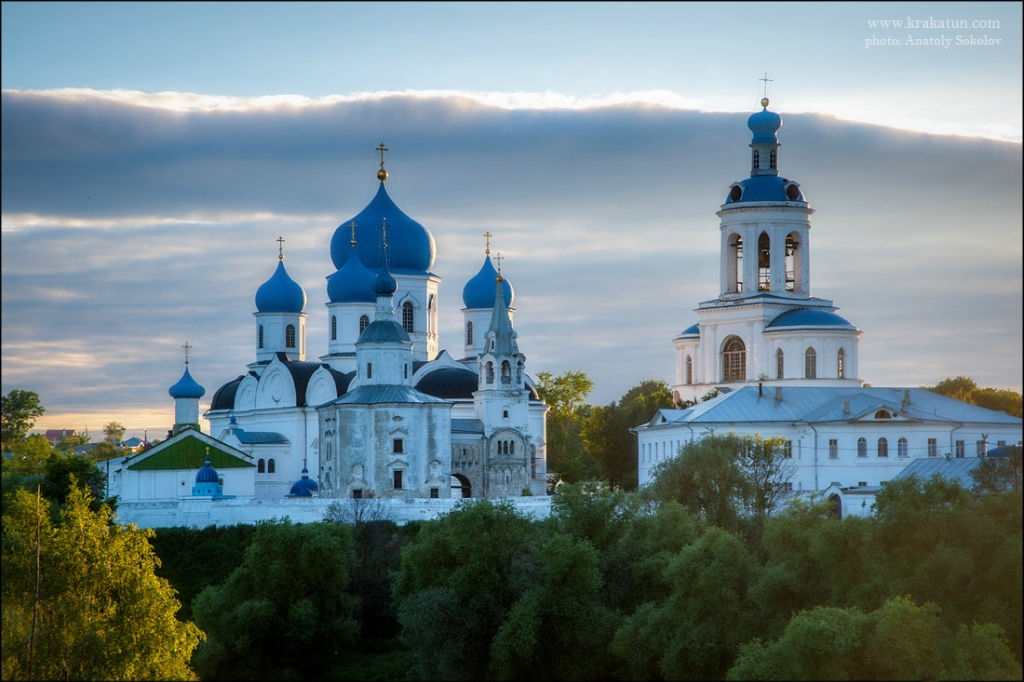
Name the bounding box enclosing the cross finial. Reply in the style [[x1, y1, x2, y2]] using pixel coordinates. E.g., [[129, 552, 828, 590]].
[[759, 72, 773, 99], [348, 221, 358, 247], [375, 217, 390, 249], [276, 236, 285, 260], [376, 143, 389, 181], [182, 341, 192, 366], [484, 231, 492, 256], [494, 251, 504, 278]]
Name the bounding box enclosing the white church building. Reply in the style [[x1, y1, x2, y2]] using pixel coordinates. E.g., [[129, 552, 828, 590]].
[[635, 98, 1022, 501], [110, 150, 550, 521]]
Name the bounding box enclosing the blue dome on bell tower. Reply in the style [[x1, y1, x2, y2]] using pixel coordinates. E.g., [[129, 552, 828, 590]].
[[255, 260, 306, 313]]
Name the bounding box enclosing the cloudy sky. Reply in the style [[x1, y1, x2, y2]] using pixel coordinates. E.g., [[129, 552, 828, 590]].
[[2, 2, 1021, 440]]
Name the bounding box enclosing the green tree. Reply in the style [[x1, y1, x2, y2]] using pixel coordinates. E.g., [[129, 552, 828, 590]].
[[393, 499, 538, 680], [1, 485, 202, 680], [103, 421, 126, 444], [583, 379, 675, 489], [1, 389, 45, 451], [924, 375, 1023, 417], [3, 434, 53, 476], [41, 451, 107, 509], [971, 445, 1022, 493], [191, 519, 358, 680], [535, 370, 595, 483]]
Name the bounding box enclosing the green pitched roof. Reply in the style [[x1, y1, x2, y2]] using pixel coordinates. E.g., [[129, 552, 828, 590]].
[[127, 433, 254, 471]]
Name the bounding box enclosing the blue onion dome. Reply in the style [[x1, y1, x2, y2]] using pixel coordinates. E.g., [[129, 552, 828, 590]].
[[766, 308, 858, 331], [289, 466, 319, 497], [748, 98, 782, 144], [330, 183, 436, 273], [327, 250, 377, 303], [373, 266, 397, 297], [169, 366, 206, 399], [463, 256, 514, 309], [195, 455, 219, 483], [256, 260, 307, 313]]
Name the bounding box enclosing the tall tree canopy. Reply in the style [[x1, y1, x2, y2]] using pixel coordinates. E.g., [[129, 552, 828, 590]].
[[1, 389, 45, 450], [535, 370, 595, 483], [923, 375, 1023, 417], [1, 485, 202, 680], [103, 421, 126, 444]]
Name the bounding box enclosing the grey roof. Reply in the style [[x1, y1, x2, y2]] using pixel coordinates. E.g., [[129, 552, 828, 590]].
[[894, 457, 984, 489], [639, 386, 1023, 430], [452, 419, 485, 434], [416, 366, 479, 399], [229, 427, 290, 445], [358, 319, 411, 344], [325, 384, 450, 406]]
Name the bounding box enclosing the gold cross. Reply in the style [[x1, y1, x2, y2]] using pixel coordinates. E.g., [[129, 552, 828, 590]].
[[484, 231, 492, 256], [375, 217, 390, 249], [276, 236, 285, 260], [182, 341, 192, 366], [348, 221, 358, 247], [759, 72, 773, 98], [376, 143, 388, 171], [494, 251, 504, 276]]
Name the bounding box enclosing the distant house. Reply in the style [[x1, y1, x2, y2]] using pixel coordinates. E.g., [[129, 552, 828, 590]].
[[120, 436, 145, 452], [44, 429, 78, 446]]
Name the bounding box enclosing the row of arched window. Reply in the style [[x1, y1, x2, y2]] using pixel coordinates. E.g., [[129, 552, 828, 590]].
[[496, 440, 515, 455], [727, 231, 803, 294], [257, 458, 276, 473], [683, 338, 847, 384], [330, 315, 371, 341], [257, 325, 297, 349], [484, 359, 523, 385]]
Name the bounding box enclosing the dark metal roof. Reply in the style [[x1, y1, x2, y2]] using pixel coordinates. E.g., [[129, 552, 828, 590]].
[[210, 376, 244, 411], [452, 419, 485, 434], [416, 366, 479, 399], [229, 428, 290, 445], [326, 384, 451, 406]]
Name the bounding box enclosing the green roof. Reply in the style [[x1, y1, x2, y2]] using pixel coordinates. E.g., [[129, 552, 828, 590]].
[[128, 433, 254, 471]]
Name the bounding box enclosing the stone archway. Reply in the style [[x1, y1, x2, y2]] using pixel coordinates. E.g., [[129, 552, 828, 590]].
[[451, 473, 472, 498]]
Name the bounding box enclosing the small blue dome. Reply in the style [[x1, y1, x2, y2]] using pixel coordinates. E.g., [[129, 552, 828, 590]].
[[289, 467, 319, 497], [373, 267, 397, 296], [331, 183, 436, 273], [463, 256, 514, 309], [359, 320, 410, 344], [327, 251, 376, 303], [169, 367, 206, 399], [195, 455, 219, 483], [766, 308, 858, 331], [748, 106, 782, 144], [256, 260, 306, 313], [679, 323, 699, 337], [726, 176, 805, 204]]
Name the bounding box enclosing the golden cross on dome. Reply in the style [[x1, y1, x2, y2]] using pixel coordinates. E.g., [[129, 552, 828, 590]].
[[348, 221, 358, 247], [484, 231, 492, 256], [182, 341, 192, 366], [376, 143, 388, 171], [494, 251, 504, 277], [759, 72, 773, 99], [376, 217, 390, 249], [276, 236, 285, 260]]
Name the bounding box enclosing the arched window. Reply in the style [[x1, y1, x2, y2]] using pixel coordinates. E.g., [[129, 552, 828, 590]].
[[758, 232, 771, 291], [857, 438, 867, 457], [427, 294, 436, 334], [877, 438, 888, 458], [331, 315, 337, 341], [359, 315, 370, 333], [501, 361, 511, 384], [268, 458, 276, 473], [837, 348, 845, 379], [285, 324, 296, 348], [769, 149, 777, 170], [752, 149, 760, 172], [874, 410, 892, 419], [466, 321, 473, 346], [722, 336, 746, 382], [367, 363, 372, 379], [897, 438, 908, 458], [258, 325, 264, 349], [486, 362, 494, 384], [258, 458, 265, 473], [785, 235, 798, 291], [503, 410, 509, 419], [685, 355, 693, 385], [804, 347, 817, 379], [510, 441, 514, 454], [776, 349, 784, 379], [402, 301, 414, 333], [728, 234, 743, 293]]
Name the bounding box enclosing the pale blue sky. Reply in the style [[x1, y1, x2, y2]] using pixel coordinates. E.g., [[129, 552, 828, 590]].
[[2, 2, 1021, 437]]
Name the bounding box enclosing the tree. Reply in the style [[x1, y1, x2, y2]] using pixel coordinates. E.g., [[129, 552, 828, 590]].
[[1, 485, 203, 680], [1, 389, 45, 450], [3, 434, 53, 476], [103, 421, 126, 444], [924, 375, 1023, 418], [393, 500, 538, 680], [535, 370, 595, 483], [583, 380, 674, 489], [191, 519, 358, 680], [971, 445, 1022, 493], [41, 451, 107, 509]]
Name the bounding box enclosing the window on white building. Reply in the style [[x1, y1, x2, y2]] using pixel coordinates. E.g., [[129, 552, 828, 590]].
[[776, 349, 784, 379], [783, 441, 792, 458], [804, 347, 817, 379], [877, 438, 888, 458], [722, 336, 746, 382], [829, 439, 838, 459], [898, 438, 908, 458], [928, 438, 937, 457], [955, 440, 965, 458], [837, 348, 845, 379], [858, 437, 867, 458], [285, 324, 296, 348]]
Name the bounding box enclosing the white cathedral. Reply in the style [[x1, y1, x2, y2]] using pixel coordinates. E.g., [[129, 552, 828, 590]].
[[635, 98, 1022, 512], [110, 151, 549, 507]]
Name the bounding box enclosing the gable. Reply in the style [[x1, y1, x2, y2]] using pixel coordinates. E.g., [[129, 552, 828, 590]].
[[128, 433, 254, 471]]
